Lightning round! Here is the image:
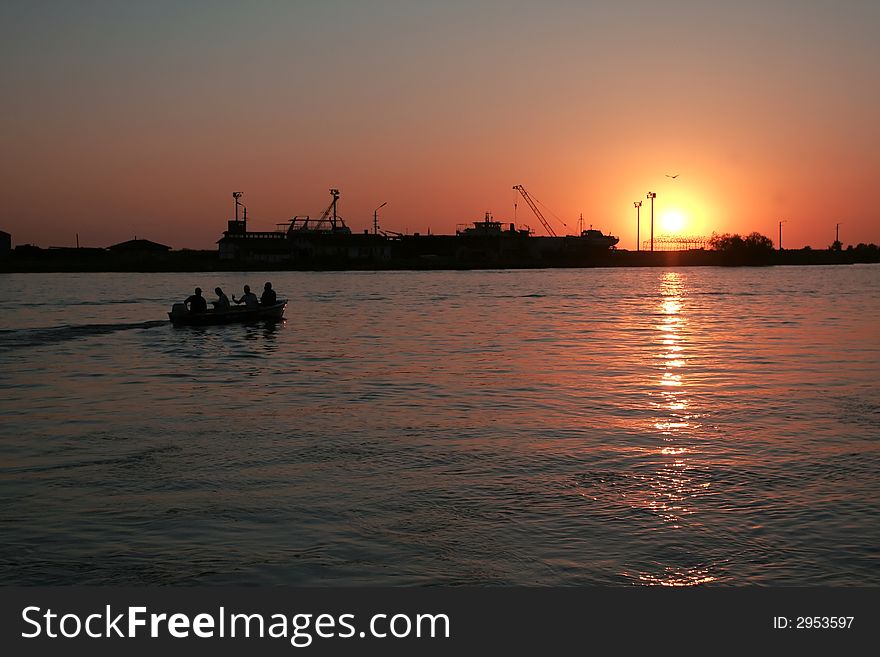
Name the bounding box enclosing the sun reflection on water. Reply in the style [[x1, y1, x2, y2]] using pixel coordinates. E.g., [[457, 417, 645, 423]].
[[654, 272, 691, 428], [627, 271, 716, 586], [635, 568, 718, 587]]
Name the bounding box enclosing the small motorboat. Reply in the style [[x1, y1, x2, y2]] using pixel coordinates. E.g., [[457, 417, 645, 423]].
[[168, 300, 287, 326]]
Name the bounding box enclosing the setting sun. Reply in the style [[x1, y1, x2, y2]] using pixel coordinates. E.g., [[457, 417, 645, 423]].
[[660, 210, 686, 234]]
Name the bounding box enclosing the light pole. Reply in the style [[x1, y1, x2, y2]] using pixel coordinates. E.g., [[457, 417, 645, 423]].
[[373, 202, 387, 235], [634, 201, 642, 251], [646, 192, 657, 251], [778, 220, 786, 250], [233, 191, 243, 222]]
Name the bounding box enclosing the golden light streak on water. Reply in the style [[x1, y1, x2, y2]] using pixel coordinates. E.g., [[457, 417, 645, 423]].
[[630, 271, 717, 584], [636, 569, 719, 587]]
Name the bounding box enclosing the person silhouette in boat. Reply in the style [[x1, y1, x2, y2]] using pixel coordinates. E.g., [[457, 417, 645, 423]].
[[260, 282, 277, 306], [184, 287, 208, 313], [213, 287, 231, 311], [232, 285, 259, 309]]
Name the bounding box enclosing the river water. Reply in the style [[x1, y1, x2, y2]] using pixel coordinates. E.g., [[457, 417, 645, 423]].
[[1, 266, 878, 585]]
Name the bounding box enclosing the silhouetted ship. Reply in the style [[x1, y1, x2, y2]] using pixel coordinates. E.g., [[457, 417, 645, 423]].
[[456, 212, 531, 238], [511, 183, 618, 248], [577, 228, 619, 248], [454, 211, 618, 246]]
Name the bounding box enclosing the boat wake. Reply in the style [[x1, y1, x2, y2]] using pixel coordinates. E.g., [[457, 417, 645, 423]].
[[10, 298, 163, 307], [0, 320, 167, 353]]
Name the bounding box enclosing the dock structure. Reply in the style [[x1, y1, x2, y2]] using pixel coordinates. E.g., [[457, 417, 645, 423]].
[[217, 188, 620, 268], [643, 236, 708, 251]]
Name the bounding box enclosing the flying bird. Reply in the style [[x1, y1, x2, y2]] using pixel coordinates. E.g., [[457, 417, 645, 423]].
[[665, 174, 679, 179]]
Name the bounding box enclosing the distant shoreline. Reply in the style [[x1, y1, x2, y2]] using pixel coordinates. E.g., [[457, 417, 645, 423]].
[[2, 247, 878, 273]]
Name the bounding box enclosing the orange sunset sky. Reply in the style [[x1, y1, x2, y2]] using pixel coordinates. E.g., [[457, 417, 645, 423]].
[[2, 0, 878, 250]]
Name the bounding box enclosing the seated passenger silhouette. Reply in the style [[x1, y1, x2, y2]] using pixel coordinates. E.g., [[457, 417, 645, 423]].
[[185, 287, 207, 313], [213, 287, 230, 311], [260, 282, 277, 306], [232, 285, 259, 309]]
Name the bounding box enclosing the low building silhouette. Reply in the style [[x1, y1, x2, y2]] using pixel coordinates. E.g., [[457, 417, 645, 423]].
[[107, 238, 172, 254], [0, 230, 10, 259]]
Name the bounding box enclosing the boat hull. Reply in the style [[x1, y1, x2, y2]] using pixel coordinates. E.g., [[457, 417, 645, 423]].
[[168, 301, 286, 326]]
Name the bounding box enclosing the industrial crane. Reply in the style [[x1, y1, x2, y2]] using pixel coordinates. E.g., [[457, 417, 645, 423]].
[[512, 185, 557, 237]]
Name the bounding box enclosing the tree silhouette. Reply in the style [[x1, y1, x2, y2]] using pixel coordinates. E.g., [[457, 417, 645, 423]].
[[708, 232, 774, 253]]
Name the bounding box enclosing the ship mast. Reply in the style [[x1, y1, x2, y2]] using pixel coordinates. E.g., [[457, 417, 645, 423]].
[[330, 188, 339, 229]]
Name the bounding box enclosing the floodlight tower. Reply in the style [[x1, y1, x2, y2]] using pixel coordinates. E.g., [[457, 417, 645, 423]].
[[646, 192, 657, 251], [233, 191, 243, 222], [634, 201, 642, 251], [373, 202, 387, 235]]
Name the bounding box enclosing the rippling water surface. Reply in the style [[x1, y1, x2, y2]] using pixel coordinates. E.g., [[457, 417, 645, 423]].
[[1, 266, 878, 585]]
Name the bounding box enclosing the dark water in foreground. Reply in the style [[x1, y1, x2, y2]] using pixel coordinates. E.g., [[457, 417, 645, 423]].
[[1, 266, 878, 586]]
